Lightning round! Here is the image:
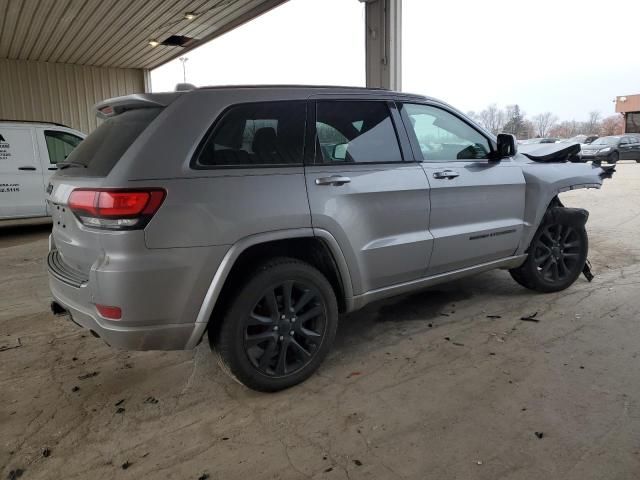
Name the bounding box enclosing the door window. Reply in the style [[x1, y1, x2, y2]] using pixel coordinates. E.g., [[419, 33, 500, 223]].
[[194, 101, 306, 168], [315, 101, 403, 164], [401, 104, 491, 162], [44, 130, 83, 164]]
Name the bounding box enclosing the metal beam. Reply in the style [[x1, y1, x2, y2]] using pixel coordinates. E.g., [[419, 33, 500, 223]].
[[362, 0, 401, 90]]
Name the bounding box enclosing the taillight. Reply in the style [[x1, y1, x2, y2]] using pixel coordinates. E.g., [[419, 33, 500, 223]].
[[68, 189, 166, 230]]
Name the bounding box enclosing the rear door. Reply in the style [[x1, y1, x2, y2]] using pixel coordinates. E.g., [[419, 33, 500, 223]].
[[399, 102, 526, 275], [618, 137, 634, 159], [0, 124, 47, 219], [304, 99, 432, 294], [630, 136, 640, 160]]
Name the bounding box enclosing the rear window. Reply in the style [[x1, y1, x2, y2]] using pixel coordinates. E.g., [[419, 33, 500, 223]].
[[58, 108, 161, 176], [192, 101, 306, 168]]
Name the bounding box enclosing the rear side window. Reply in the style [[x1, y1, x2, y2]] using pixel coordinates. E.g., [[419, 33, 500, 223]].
[[193, 101, 306, 168], [44, 131, 82, 164], [315, 101, 402, 164], [59, 108, 161, 177]]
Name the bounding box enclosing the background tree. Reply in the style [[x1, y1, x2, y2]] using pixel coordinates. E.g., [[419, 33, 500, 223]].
[[503, 105, 527, 138], [532, 112, 558, 137], [585, 111, 602, 134], [478, 104, 505, 135], [600, 115, 624, 136]]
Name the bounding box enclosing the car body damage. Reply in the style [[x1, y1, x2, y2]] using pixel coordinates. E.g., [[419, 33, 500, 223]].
[[514, 154, 614, 257]]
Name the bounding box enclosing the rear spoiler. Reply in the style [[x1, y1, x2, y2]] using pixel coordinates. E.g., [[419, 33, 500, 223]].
[[95, 93, 183, 119]]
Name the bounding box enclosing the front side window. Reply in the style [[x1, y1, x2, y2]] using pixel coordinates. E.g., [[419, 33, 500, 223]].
[[401, 104, 491, 162], [44, 130, 83, 164], [315, 101, 402, 163], [195, 101, 306, 167]]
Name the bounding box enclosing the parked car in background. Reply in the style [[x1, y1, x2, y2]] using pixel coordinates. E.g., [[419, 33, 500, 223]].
[[561, 134, 598, 145], [520, 137, 560, 144], [580, 135, 640, 163], [0, 120, 85, 220], [46, 86, 612, 391]]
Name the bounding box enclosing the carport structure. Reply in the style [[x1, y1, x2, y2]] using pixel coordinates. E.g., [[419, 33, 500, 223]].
[[0, 0, 401, 133]]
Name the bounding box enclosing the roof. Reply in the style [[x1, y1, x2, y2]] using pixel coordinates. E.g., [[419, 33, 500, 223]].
[[0, 0, 288, 70]]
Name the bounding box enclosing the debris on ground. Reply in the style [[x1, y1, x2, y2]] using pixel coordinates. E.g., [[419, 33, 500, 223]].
[[71, 386, 80, 392], [534, 432, 544, 439], [347, 371, 362, 379], [428, 323, 433, 328], [452, 342, 465, 347], [116, 407, 125, 414], [115, 399, 125, 406], [198, 474, 210, 480], [144, 396, 159, 404], [489, 352, 496, 356], [440, 312, 450, 317], [121, 461, 132, 470], [77, 371, 99, 380], [520, 312, 540, 323], [8, 468, 24, 479], [324, 467, 333, 472], [444, 337, 451, 341], [42, 447, 51, 458], [0, 338, 22, 352], [476, 460, 483, 465], [353, 459, 363, 466], [486, 315, 501, 319]]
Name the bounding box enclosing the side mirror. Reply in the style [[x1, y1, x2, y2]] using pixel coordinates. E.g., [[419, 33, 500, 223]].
[[495, 133, 518, 159]]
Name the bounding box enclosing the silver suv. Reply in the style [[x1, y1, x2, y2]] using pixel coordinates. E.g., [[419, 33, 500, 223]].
[[47, 86, 611, 391]]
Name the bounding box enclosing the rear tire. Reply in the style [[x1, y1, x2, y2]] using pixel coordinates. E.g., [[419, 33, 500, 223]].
[[510, 209, 588, 293], [211, 257, 338, 392]]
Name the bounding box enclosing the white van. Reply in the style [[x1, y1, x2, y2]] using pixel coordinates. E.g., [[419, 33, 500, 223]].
[[0, 121, 85, 220]]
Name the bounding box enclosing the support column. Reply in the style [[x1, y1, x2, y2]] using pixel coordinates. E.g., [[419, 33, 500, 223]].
[[362, 0, 401, 90]]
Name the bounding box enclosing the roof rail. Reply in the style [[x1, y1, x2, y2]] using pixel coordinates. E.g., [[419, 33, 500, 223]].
[[0, 119, 69, 128]]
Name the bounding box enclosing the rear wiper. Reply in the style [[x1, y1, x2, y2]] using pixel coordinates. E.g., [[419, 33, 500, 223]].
[[58, 161, 88, 170]]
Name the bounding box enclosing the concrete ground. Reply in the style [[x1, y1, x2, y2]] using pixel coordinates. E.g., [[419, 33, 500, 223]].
[[1, 163, 639, 480]]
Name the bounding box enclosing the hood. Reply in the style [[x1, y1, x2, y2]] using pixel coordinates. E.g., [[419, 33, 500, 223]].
[[517, 142, 581, 163]]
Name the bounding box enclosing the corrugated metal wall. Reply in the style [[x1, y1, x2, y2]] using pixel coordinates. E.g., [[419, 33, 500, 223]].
[[0, 59, 145, 133]]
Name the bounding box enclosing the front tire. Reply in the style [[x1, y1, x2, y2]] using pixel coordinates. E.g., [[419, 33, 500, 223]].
[[608, 151, 619, 164], [510, 209, 588, 293], [211, 257, 338, 392]]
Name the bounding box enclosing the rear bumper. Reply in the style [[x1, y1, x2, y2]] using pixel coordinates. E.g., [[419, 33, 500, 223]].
[[49, 274, 198, 350]]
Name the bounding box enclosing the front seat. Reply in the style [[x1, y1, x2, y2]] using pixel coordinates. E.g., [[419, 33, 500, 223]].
[[252, 127, 279, 164]]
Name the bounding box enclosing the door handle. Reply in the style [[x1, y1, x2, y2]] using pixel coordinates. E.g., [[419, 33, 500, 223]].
[[18, 166, 37, 171], [315, 175, 351, 186], [433, 170, 459, 179], [48, 166, 58, 171]]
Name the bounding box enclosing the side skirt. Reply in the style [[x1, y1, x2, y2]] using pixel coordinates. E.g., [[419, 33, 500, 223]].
[[348, 255, 527, 311]]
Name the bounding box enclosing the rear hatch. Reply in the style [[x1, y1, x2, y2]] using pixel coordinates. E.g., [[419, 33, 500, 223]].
[[48, 99, 166, 276]]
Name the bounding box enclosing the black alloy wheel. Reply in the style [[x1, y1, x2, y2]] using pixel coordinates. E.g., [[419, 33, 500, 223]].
[[212, 258, 338, 392], [531, 223, 582, 283], [243, 281, 327, 377]]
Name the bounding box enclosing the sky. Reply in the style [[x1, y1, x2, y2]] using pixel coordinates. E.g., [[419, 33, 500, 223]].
[[151, 0, 640, 122]]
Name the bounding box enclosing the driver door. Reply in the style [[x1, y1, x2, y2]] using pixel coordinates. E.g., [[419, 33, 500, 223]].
[[399, 102, 526, 275]]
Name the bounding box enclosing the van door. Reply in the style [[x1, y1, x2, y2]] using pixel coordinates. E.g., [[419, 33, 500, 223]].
[[398, 102, 526, 275], [0, 125, 47, 219], [305, 99, 432, 294], [35, 128, 84, 214]]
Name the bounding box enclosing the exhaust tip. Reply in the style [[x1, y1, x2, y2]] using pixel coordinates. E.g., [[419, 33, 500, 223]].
[[50, 301, 68, 316]]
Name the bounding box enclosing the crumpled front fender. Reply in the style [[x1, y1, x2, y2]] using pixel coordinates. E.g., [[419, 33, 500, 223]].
[[516, 159, 612, 255]]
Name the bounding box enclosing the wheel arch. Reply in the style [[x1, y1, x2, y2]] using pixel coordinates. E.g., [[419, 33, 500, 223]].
[[185, 229, 354, 349]]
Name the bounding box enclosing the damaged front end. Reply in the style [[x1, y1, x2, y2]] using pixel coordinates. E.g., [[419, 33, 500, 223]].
[[514, 144, 615, 282]]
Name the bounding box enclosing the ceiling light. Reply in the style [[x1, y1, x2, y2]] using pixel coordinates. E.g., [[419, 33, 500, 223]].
[[148, 39, 160, 47], [184, 12, 198, 20]]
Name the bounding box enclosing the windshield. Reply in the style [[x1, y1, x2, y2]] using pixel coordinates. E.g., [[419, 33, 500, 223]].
[[58, 108, 161, 177], [591, 137, 618, 146]]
